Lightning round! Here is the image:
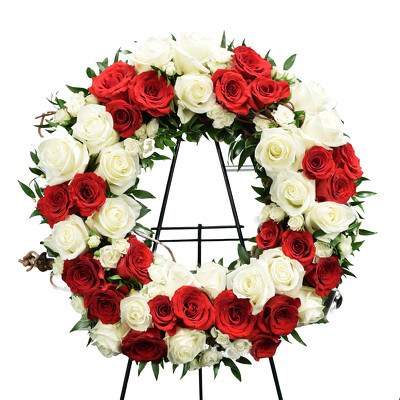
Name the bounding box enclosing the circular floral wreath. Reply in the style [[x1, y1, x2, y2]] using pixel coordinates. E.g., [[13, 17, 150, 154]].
[[19, 32, 374, 380]]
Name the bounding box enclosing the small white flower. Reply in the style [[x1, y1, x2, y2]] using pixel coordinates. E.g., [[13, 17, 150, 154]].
[[53, 109, 71, 125], [253, 115, 273, 132], [140, 281, 167, 300], [288, 215, 304, 231], [70, 294, 85, 314], [215, 331, 231, 349], [233, 339, 252, 356], [315, 241, 333, 258], [134, 124, 147, 140], [66, 92, 86, 117], [124, 138, 141, 156], [164, 61, 176, 76], [112, 238, 130, 255], [224, 345, 241, 360], [85, 94, 100, 105], [199, 348, 223, 367], [273, 104, 295, 126], [338, 234, 352, 259], [206, 104, 235, 129], [146, 119, 159, 138], [97, 245, 121, 269], [189, 358, 202, 371], [52, 256, 64, 275], [87, 234, 101, 249], [269, 204, 286, 223], [140, 138, 155, 158], [259, 204, 273, 222]]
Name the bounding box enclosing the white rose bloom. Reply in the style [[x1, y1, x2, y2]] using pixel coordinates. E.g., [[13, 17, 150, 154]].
[[338, 234, 353, 259], [206, 104, 235, 129], [85, 94, 100, 105], [253, 115, 273, 132], [273, 105, 295, 126], [165, 328, 206, 365], [128, 37, 173, 73], [86, 195, 141, 239], [120, 293, 152, 331], [72, 104, 119, 155], [224, 345, 241, 360], [53, 109, 71, 125], [89, 321, 130, 358], [52, 256, 64, 275], [297, 286, 325, 325], [96, 142, 140, 195], [288, 215, 304, 231], [165, 263, 199, 297], [70, 294, 85, 314], [270, 171, 315, 217], [196, 261, 227, 299], [305, 202, 356, 241], [65, 92, 86, 117], [97, 245, 121, 270], [44, 215, 89, 260], [148, 258, 173, 284], [302, 109, 346, 148], [112, 238, 130, 255], [200, 348, 223, 367], [134, 124, 147, 139], [269, 203, 286, 223], [233, 339, 252, 356], [260, 248, 305, 297], [290, 81, 331, 115], [259, 204, 272, 222], [315, 241, 334, 258], [227, 258, 275, 314], [145, 119, 159, 139], [215, 331, 231, 348], [37, 129, 89, 186], [87, 234, 101, 249], [189, 358, 202, 371], [140, 138, 155, 158], [140, 281, 167, 301], [164, 61, 176, 76], [124, 138, 141, 156], [255, 127, 306, 174]]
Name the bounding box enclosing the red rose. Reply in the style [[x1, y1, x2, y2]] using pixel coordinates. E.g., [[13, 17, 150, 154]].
[[305, 256, 343, 297], [116, 236, 153, 284], [232, 46, 272, 79], [171, 286, 215, 331], [214, 290, 256, 339], [247, 77, 290, 110], [256, 220, 284, 250], [333, 143, 363, 180], [316, 168, 356, 204], [89, 61, 136, 103], [257, 295, 300, 336], [212, 68, 251, 115], [148, 295, 177, 335], [106, 100, 143, 139], [62, 254, 105, 295], [68, 173, 107, 217], [121, 328, 167, 363], [281, 229, 316, 266], [250, 333, 280, 361], [84, 284, 128, 324], [302, 146, 336, 180], [128, 70, 174, 117], [37, 183, 73, 227]]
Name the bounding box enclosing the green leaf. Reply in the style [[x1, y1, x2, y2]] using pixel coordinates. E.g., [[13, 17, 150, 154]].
[[96, 57, 109, 72], [29, 209, 42, 219], [70, 314, 91, 332], [33, 180, 43, 198], [355, 177, 370, 186], [283, 54, 297, 71], [236, 356, 251, 365], [171, 33, 176, 41], [131, 189, 155, 199], [152, 362, 160, 380], [86, 67, 97, 78], [358, 229, 376, 236], [220, 31, 227, 48], [18, 180, 35, 199], [108, 274, 122, 281], [291, 329, 307, 346], [313, 229, 326, 238], [251, 186, 265, 196], [230, 140, 245, 161], [114, 48, 122, 63], [66, 85, 89, 95], [222, 358, 241, 382], [342, 269, 357, 278], [228, 260, 237, 271], [213, 362, 221, 379], [237, 244, 250, 264], [151, 152, 170, 161], [138, 362, 147, 376], [30, 151, 39, 165], [172, 364, 179, 373], [180, 363, 190, 379], [352, 240, 365, 251], [29, 167, 43, 176], [237, 146, 255, 170], [265, 49, 276, 67], [356, 190, 377, 198], [227, 39, 235, 52]]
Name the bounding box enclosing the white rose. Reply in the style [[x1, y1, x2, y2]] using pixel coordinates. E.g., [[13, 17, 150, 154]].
[[207, 47, 232, 73], [89, 321, 130, 358], [255, 127, 305, 173], [128, 37, 173, 73], [140, 281, 167, 300], [37, 129, 89, 186], [165, 263, 199, 297], [72, 105, 119, 155], [85, 94, 100, 105], [273, 104, 295, 126], [233, 339, 252, 356], [302, 109, 346, 148], [87, 234, 101, 249], [65, 92, 86, 117], [338, 234, 352, 259], [120, 293, 152, 331], [165, 328, 206, 365], [146, 119, 159, 138], [206, 104, 235, 129], [215, 331, 231, 348], [52, 256, 64, 275], [224, 345, 241, 360], [53, 109, 71, 125], [305, 202, 356, 241], [290, 81, 331, 115], [112, 238, 130, 255], [200, 348, 223, 367], [70, 294, 85, 314], [288, 215, 304, 231], [315, 241, 333, 258], [164, 61, 176, 76], [140, 138, 155, 158], [253, 115, 273, 132], [259, 204, 272, 222], [227, 258, 275, 314], [134, 124, 147, 140], [124, 138, 141, 156], [44, 215, 89, 260], [97, 245, 121, 269], [96, 142, 140, 195], [86, 195, 141, 239], [297, 286, 325, 325], [259, 248, 305, 297], [270, 171, 315, 217], [269, 203, 286, 223], [196, 261, 227, 299], [148, 258, 173, 284]]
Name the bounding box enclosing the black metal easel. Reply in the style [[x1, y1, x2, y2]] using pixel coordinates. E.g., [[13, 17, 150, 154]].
[[119, 139, 283, 400]]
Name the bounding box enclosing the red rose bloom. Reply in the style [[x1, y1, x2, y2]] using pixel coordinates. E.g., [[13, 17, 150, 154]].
[[171, 286, 215, 331], [148, 295, 177, 335], [89, 61, 136, 103], [257, 295, 301, 336], [316, 168, 357, 204], [62, 254, 105, 295], [212, 68, 251, 115], [116, 236, 153, 284], [106, 100, 143, 138], [37, 183, 73, 227], [250, 333, 280, 361], [247, 77, 290, 110], [302, 146, 336, 180], [121, 328, 167, 363], [232, 46, 272, 79], [305, 256, 343, 297], [256, 220, 284, 250], [281, 229, 316, 266], [128, 70, 174, 117], [214, 290, 256, 339], [84, 284, 128, 324], [68, 173, 107, 217], [333, 143, 363, 180]]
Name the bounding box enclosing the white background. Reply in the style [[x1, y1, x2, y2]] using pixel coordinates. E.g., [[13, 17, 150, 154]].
[[1, 0, 399, 399]]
